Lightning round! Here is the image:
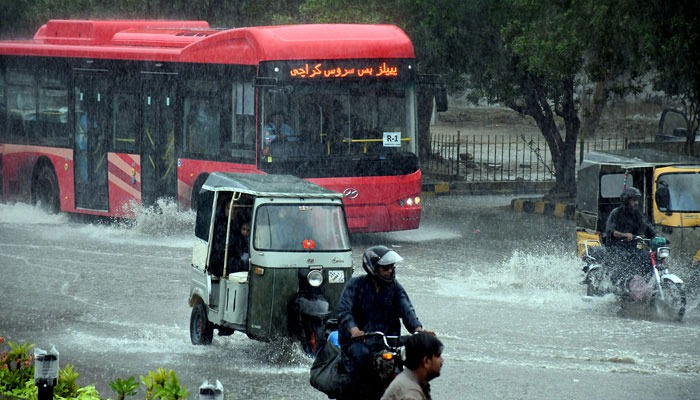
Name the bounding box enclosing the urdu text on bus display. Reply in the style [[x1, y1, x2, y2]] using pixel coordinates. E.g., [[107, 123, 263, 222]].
[[289, 62, 400, 79]]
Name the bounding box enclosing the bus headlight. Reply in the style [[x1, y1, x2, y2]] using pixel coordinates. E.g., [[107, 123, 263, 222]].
[[398, 196, 420, 207], [657, 247, 670, 259], [307, 270, 324, 287]]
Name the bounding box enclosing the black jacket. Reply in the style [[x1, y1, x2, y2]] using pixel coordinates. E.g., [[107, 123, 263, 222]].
[[605, 205, 656, 247], [336, 275, 422, 347]]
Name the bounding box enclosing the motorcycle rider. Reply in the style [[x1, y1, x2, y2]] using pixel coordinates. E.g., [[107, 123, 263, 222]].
[[604, 187, 657, 288], [336, 245, 431, 398]]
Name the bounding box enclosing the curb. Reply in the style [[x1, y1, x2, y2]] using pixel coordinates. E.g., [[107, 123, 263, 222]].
[[422, 181, 451, 196], [511, 198, 575, 219]]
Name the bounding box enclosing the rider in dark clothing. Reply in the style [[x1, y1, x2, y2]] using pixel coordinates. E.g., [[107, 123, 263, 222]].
[[336, 245, 429, 398], [604, 187, 657, 286]]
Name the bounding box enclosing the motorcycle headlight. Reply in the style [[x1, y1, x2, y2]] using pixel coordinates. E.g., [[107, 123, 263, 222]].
[[657, 247, 670, 259], [307, 270, 324, 287]]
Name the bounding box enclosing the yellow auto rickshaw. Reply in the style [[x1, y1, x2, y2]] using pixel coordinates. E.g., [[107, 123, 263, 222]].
[[575, 149, 700, 271]]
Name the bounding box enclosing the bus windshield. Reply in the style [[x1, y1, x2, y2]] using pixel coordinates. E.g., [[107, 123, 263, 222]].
[[253, 203, 351, 252], [259, 81, 417, 178], [658, 172, 700, 212]]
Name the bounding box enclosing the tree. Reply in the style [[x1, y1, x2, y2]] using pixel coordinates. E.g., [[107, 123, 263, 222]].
[[299, 0, 650, 197], [457, 0, 651, 197], [646, 0, 700, 155]]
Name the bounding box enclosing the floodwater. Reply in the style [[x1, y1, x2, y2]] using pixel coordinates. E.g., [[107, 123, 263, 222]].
[[1, 195, 699, 400]]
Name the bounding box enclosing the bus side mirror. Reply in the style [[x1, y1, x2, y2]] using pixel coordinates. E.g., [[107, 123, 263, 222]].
[[435, 86, 448, 112], [656, 186, 670, 211]]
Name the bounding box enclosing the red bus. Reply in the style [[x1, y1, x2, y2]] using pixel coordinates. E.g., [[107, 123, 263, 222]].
[[0, 20, 435, 232]]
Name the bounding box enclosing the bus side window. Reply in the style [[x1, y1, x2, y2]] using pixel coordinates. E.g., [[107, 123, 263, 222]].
[[184, 96, 220, 156], [232, 81, 255, 161], [38, 75, 69, 146], [112, 92, 139, 154], [6, 72, 35, 144], [183, 80, 220, 158]]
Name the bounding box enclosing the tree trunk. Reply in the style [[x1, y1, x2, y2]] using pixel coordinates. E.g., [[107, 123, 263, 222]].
[[580, 79, 609, 140], [515, 74, 579, 199]]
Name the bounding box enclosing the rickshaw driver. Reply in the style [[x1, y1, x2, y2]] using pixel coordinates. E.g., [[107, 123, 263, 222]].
[[336, 246, 433, 396], [604, 187, 657, 288]]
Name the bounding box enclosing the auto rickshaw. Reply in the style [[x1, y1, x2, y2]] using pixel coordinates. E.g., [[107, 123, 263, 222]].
[[575, 149, 700, 271], [188, 172, 353, 353]]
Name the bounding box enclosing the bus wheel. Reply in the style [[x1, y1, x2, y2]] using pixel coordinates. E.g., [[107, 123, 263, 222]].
[[191, 174, 209, 210], [32, 165, 60, 214]]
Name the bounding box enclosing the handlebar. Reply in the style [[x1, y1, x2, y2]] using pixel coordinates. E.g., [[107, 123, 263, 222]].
[[622, 235, 671, 248], [346, 331, 408, 349]]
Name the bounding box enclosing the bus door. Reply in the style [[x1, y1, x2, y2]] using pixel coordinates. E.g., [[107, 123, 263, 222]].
[[73, 73, 110, 211], [141, 77, 178, 207]]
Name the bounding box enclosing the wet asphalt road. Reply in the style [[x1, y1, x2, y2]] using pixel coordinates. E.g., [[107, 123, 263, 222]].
[[1, 195, 699, 400]]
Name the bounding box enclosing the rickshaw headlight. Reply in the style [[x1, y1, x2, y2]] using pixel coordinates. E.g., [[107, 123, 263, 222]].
[[307, 270, 324, 287], [657, 247, 670, 259]]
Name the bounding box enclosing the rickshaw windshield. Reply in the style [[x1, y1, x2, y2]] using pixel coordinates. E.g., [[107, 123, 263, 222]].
[[253, 203, 351, 251], [658, 172, 700, 212]]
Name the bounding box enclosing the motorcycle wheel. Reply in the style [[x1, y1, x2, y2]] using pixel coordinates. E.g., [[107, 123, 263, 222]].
[[190, 301, 214, 345], [655, 280, 686, 322], [586, 268, 607, 297]]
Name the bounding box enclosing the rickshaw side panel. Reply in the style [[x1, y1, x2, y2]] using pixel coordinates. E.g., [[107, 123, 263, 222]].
[[575, 161, 601, 216], [576, 230, 601, 257], [192, 240, 208, 270], [189, 266, 208, 307]]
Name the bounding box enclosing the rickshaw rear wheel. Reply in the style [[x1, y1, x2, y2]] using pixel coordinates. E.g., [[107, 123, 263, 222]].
[[190, 301, 214, 345]]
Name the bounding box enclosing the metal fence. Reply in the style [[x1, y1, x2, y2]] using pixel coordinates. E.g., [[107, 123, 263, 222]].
[[424, 132, 630, 181]]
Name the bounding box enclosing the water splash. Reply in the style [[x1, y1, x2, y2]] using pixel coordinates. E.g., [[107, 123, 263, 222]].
[[118, 198, 195, 237], [433, 245, 592, 310], [0, 202, 69, 225]]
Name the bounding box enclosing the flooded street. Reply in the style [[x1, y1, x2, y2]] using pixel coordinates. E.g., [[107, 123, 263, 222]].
[[1, 196, 699, 399]]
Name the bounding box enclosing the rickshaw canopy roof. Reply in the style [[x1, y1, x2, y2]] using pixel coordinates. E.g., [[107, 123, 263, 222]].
[[581, 149, 700, 169], [576, 149, 700, 214], [201, 172, 343, 199]]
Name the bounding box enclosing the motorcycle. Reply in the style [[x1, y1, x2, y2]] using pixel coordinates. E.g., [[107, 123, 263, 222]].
[[310, 328, 406, 400], [581, 236, 687, 321]]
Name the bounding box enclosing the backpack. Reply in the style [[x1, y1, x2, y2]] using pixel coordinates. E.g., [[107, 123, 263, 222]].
[[309, 331, 351, 399]]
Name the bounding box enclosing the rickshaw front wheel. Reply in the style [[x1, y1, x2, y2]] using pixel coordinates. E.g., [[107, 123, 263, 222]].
[[190, 301, 214, 345]]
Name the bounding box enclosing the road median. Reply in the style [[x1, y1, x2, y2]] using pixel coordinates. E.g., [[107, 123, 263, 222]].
[[510, 198, 575, 219]]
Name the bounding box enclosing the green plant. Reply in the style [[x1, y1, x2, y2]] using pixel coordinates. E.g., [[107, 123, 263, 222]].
[[0, 336, 35, 395], [69, 385, 101, 400], [109, 376, 139, 400], [140, 369, 188, 400], [54, 364, 80, 399], [0, 337, 190, 400]]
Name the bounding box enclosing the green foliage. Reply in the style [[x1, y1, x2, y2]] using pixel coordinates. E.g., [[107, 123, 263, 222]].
[[109, 376, 139, 400], [0, 337, 35, 396], [11, 379, 39, 399], [645, 0, 700, 154], [0, 337, 198, 400], [54, 364, 80, 399], [65, 385, 101, 400], [140, 369, 188, 400]]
